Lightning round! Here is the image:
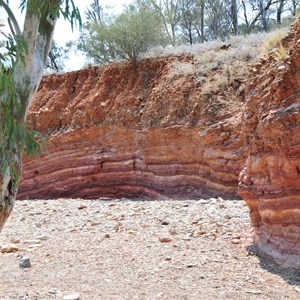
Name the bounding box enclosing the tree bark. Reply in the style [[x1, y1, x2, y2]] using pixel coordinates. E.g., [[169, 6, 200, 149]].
[[0, 1, 58, 233], [291, 0, 298, 16], [277, 0, 285, 24], [231, 0, 238, 35], [200, 0, 205, 43], [0, 170, 18, 232]]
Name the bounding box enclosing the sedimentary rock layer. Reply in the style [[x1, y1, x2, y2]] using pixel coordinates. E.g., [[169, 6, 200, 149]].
[[239, 20, 300, 265], [19, 57, 246, 200], [17, 19, 300, 267], [20, 123, 243, 200]]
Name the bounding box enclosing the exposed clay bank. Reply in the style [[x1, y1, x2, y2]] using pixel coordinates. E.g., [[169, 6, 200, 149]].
[[19, 57, 246, 200], [18, 20, 300, 266], [239, 20, 300, 266]]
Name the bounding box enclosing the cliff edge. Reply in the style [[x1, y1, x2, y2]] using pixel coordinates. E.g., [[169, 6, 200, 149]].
[[19, 54, 246, 200], [17, 19, 300, 267], [239, 20, 300, 266]]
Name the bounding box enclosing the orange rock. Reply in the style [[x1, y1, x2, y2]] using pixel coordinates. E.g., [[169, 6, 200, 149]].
[[239, 18, 300, 267], [0, 245, 19, 253], [159, 237, 172, 243], [19, 57, 246, 200]]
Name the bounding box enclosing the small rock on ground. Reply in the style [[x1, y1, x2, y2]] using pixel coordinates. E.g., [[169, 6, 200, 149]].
[[19, 257, 31, 269], [64, 293, 80, 300]]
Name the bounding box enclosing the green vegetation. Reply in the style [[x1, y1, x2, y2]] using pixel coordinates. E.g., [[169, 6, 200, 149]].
[[0, 0, 81, 233], [0, 0, 80, 185], [46, 41, 68, 72], [77, 0, 298, 65], [79, 0, 166, 64]]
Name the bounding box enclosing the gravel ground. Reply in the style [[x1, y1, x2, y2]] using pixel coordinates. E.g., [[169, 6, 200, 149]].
[[0, 198, 300, 300]]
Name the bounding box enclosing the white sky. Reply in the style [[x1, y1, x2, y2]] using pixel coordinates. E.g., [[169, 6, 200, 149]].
[[54, 0, 132, 45], [2, 0, 133, 71], [56, 0, 132, 70]]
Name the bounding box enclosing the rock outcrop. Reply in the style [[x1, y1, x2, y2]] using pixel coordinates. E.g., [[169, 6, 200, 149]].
[[239, 21, 300, 266], [16, 17, 300, 266], [19, 56, 246, 200]]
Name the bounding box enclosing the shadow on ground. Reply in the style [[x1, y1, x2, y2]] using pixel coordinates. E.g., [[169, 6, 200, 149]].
[[247, 245, 300, 286]]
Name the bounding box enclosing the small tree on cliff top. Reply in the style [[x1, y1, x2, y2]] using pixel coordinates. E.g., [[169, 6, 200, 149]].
[[0, 0, 81, 233], [79, 0, 165, 65], [110, 2, 165, 64]]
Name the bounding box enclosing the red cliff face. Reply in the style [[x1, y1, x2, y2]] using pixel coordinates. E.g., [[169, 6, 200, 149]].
[[18, 19, 300, 266], [19, 56, 246, 200], [239, 21, 300, 266]]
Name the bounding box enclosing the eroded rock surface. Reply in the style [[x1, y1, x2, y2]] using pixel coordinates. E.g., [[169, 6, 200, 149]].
[[16, 18, 300, 267], [19, 57, 246, 200], [239, 20, 300, 266]]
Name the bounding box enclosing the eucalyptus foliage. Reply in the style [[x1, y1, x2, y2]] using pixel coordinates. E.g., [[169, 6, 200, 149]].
[[0, 0, 81, 187], [0, 31, 35, 186]]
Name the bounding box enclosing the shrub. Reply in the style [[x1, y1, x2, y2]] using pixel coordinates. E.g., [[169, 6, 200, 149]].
[[79, 1, 166, 65]]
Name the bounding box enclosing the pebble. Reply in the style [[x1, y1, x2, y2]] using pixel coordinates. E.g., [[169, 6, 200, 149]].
[[277, 65, 286, 70], [64, 293, 80, 300], [198, 200, 210, 204], [19, 257, 31, 269], [91, 222, 101, 226], [35, 235, 48, 241], [159, 237, 172, 243], [10, 238, 20, 244], [48, 288, 60, 295], [1, 198, 295, 299], [78, 205, 87, 210], [245, 290, 262, 295], [186, 264, 197, 268]]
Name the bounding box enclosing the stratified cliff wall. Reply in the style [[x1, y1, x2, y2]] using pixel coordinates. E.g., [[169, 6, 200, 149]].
[[17, 18, 300, 266], [19, 56, 246, 200], [239, 21, 300, 266]]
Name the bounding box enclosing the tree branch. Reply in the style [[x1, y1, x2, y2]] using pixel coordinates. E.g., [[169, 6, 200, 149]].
[[0, 0, 21, 35], [249, 0, 279, 30]]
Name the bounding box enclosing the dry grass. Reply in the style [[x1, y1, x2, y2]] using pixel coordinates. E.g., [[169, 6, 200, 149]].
[[262, 29, 288, 60], [143, 31, 274, 63], [143, 28, 289, 77], [274, 43, 288, 60], [141, 28, 290, 115], [166, 61, 195, 80]]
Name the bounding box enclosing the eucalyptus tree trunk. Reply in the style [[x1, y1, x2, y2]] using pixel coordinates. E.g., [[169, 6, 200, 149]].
[[276, 0, 285, 24], [149, 0, 180, 46], [0, 1, 58, 233], [291, 0, 298, 16], [200, 0, 205, 43], [231, 0, 238, 35]]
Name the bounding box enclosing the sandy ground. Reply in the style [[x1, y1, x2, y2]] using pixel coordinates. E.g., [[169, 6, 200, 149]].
[[0, 198, 300, 300]]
